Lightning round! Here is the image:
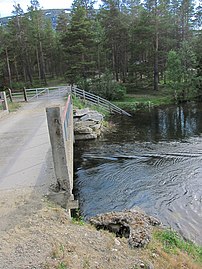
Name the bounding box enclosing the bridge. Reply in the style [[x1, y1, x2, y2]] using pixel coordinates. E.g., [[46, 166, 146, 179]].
[[4, 85, 131, 116], [0, 86, 131, 216]]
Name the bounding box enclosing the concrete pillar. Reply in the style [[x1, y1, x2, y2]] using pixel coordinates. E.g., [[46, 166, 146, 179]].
[[46, 106, 72, 196], [46, 103, 78, 213]]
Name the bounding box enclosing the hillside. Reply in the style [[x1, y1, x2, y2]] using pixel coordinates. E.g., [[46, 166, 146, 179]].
[[0, 8, 70, 28]]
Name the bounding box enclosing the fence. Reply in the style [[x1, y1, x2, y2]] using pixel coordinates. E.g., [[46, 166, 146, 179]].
[[0, 91, 8, 112], [5, 86, 69, 102], [46, 95, 78, 214], [71, 86, 131, 116]]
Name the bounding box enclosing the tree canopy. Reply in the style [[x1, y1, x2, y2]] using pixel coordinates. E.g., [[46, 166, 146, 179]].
[[0, 0, 201, 101]]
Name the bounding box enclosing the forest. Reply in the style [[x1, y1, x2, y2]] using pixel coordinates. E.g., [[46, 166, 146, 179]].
[[0, 0, 202, 102]]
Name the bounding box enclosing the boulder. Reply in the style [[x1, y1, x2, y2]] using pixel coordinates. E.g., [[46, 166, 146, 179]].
[[74, 126, 93, 135], [80, 111, 103, 122], [89, 208, 160, 248], [74, 133, 97, 141], [74, 108, 90, 117]]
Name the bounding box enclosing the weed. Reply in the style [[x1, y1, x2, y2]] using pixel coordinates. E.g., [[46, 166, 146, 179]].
[[72, 95, 86, 109], [71, 209, 85, 226], [154, 229, 202, 262], [8, 101, 21, 112], [83, 258, 90, 269], [58, 262, 68, 269]]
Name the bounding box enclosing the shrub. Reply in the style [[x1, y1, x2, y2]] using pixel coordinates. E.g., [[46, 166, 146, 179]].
[[76, 72, 126, 101]]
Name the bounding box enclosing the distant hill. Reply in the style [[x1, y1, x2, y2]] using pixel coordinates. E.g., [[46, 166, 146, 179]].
[[0, 8, 71, 28]]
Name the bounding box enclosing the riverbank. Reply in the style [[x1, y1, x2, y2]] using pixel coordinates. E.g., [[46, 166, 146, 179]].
[[0, 189, 201, 269], [113, 89, 174, 113]]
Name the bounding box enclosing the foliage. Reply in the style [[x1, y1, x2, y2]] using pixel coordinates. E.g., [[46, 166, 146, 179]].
[[71, 95, 86, 109], [61, 1, 95, 85], [71, 209, 85, 225], [165, 42, 198, 102], [0, 0, 202, 102], [77, 72, 126, 101]]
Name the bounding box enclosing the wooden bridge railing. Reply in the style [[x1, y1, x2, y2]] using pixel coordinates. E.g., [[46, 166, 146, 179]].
[[71, 86, 131, 117], [5, 85, 131, 117]]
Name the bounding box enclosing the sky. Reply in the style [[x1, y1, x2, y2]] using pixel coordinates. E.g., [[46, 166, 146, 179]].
[[0, 0, 76, 18]]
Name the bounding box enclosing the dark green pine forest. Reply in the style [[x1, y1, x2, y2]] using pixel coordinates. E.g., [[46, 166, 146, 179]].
[[0, 0, 202, 103]]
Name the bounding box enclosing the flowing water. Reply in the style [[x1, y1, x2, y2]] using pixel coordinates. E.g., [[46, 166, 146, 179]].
[[74, 102, 202, 245]]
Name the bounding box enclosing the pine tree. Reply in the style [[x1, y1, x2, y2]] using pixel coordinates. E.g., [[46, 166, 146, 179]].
[[61, 1, 96, 84]]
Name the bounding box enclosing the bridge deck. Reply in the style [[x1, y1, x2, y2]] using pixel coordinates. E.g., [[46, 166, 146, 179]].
[[0, 95, 65, 191]]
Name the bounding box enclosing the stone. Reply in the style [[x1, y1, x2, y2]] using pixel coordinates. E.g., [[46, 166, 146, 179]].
[[74, 133, 97, 141], [74, 126, 93, 135], [91, 123, 101, 131], [74, 108, 90, 117], [89, 207, 160, 248], [80, 111, 103, 122]]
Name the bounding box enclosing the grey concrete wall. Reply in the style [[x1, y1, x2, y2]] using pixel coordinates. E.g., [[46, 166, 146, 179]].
[[46, 99, 77, 212]]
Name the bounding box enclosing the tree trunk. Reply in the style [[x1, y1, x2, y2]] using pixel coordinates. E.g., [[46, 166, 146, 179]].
[[154, 0, 159, 91], [39, 40, 47, 85], [5, 47, 12, 88]]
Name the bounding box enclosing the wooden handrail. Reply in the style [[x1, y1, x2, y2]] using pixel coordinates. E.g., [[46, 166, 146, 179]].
[[71, 86, 131, 117]]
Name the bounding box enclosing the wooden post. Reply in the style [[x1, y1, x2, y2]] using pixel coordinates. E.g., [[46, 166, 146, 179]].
[[0, 91, 8, 111], [8, 88, 13, 102], [83, 90, 86, 104], [23, 87, 28, 102]]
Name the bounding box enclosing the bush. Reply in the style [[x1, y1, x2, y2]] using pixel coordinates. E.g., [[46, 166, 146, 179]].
[[75, 72, 126, 101], [90, 72, 126, 101]]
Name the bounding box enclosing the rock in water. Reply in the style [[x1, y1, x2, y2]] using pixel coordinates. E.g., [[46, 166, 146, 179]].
[[89, 208, 160, 248], [74, 108, 103, 141]]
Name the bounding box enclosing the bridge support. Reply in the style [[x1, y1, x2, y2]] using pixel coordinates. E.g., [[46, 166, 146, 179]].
[[46, 96, 78, 215]]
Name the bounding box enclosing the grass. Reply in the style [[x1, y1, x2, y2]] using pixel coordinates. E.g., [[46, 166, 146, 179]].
[[113, 90, 173, 112], [72, 95, 110, 118], [0, 101, 21, 113], [8, 101, 21, 112], [72, 95, 86, 110], [153, 229, 202, 263], [57, 262, 68, 269], [43, 204, 202, 269], [71, 209, 85, 226]]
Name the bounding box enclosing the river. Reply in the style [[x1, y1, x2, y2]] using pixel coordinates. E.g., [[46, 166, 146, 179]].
[[74, 102, 202, 245]]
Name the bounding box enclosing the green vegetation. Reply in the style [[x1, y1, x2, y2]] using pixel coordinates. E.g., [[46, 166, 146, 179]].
[[154, 229, 202, 263], [72, 94, 110, 117], [113, 90, 173, 112], [0, 0, 202, 104], [71, 95, 86, 110], [57, 262, 68, 269], [77, 72, 126, 101], [71, 209, 85, 226]]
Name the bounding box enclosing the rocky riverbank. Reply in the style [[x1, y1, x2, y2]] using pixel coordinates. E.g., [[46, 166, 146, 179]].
[[1, 191, 201, 269]]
